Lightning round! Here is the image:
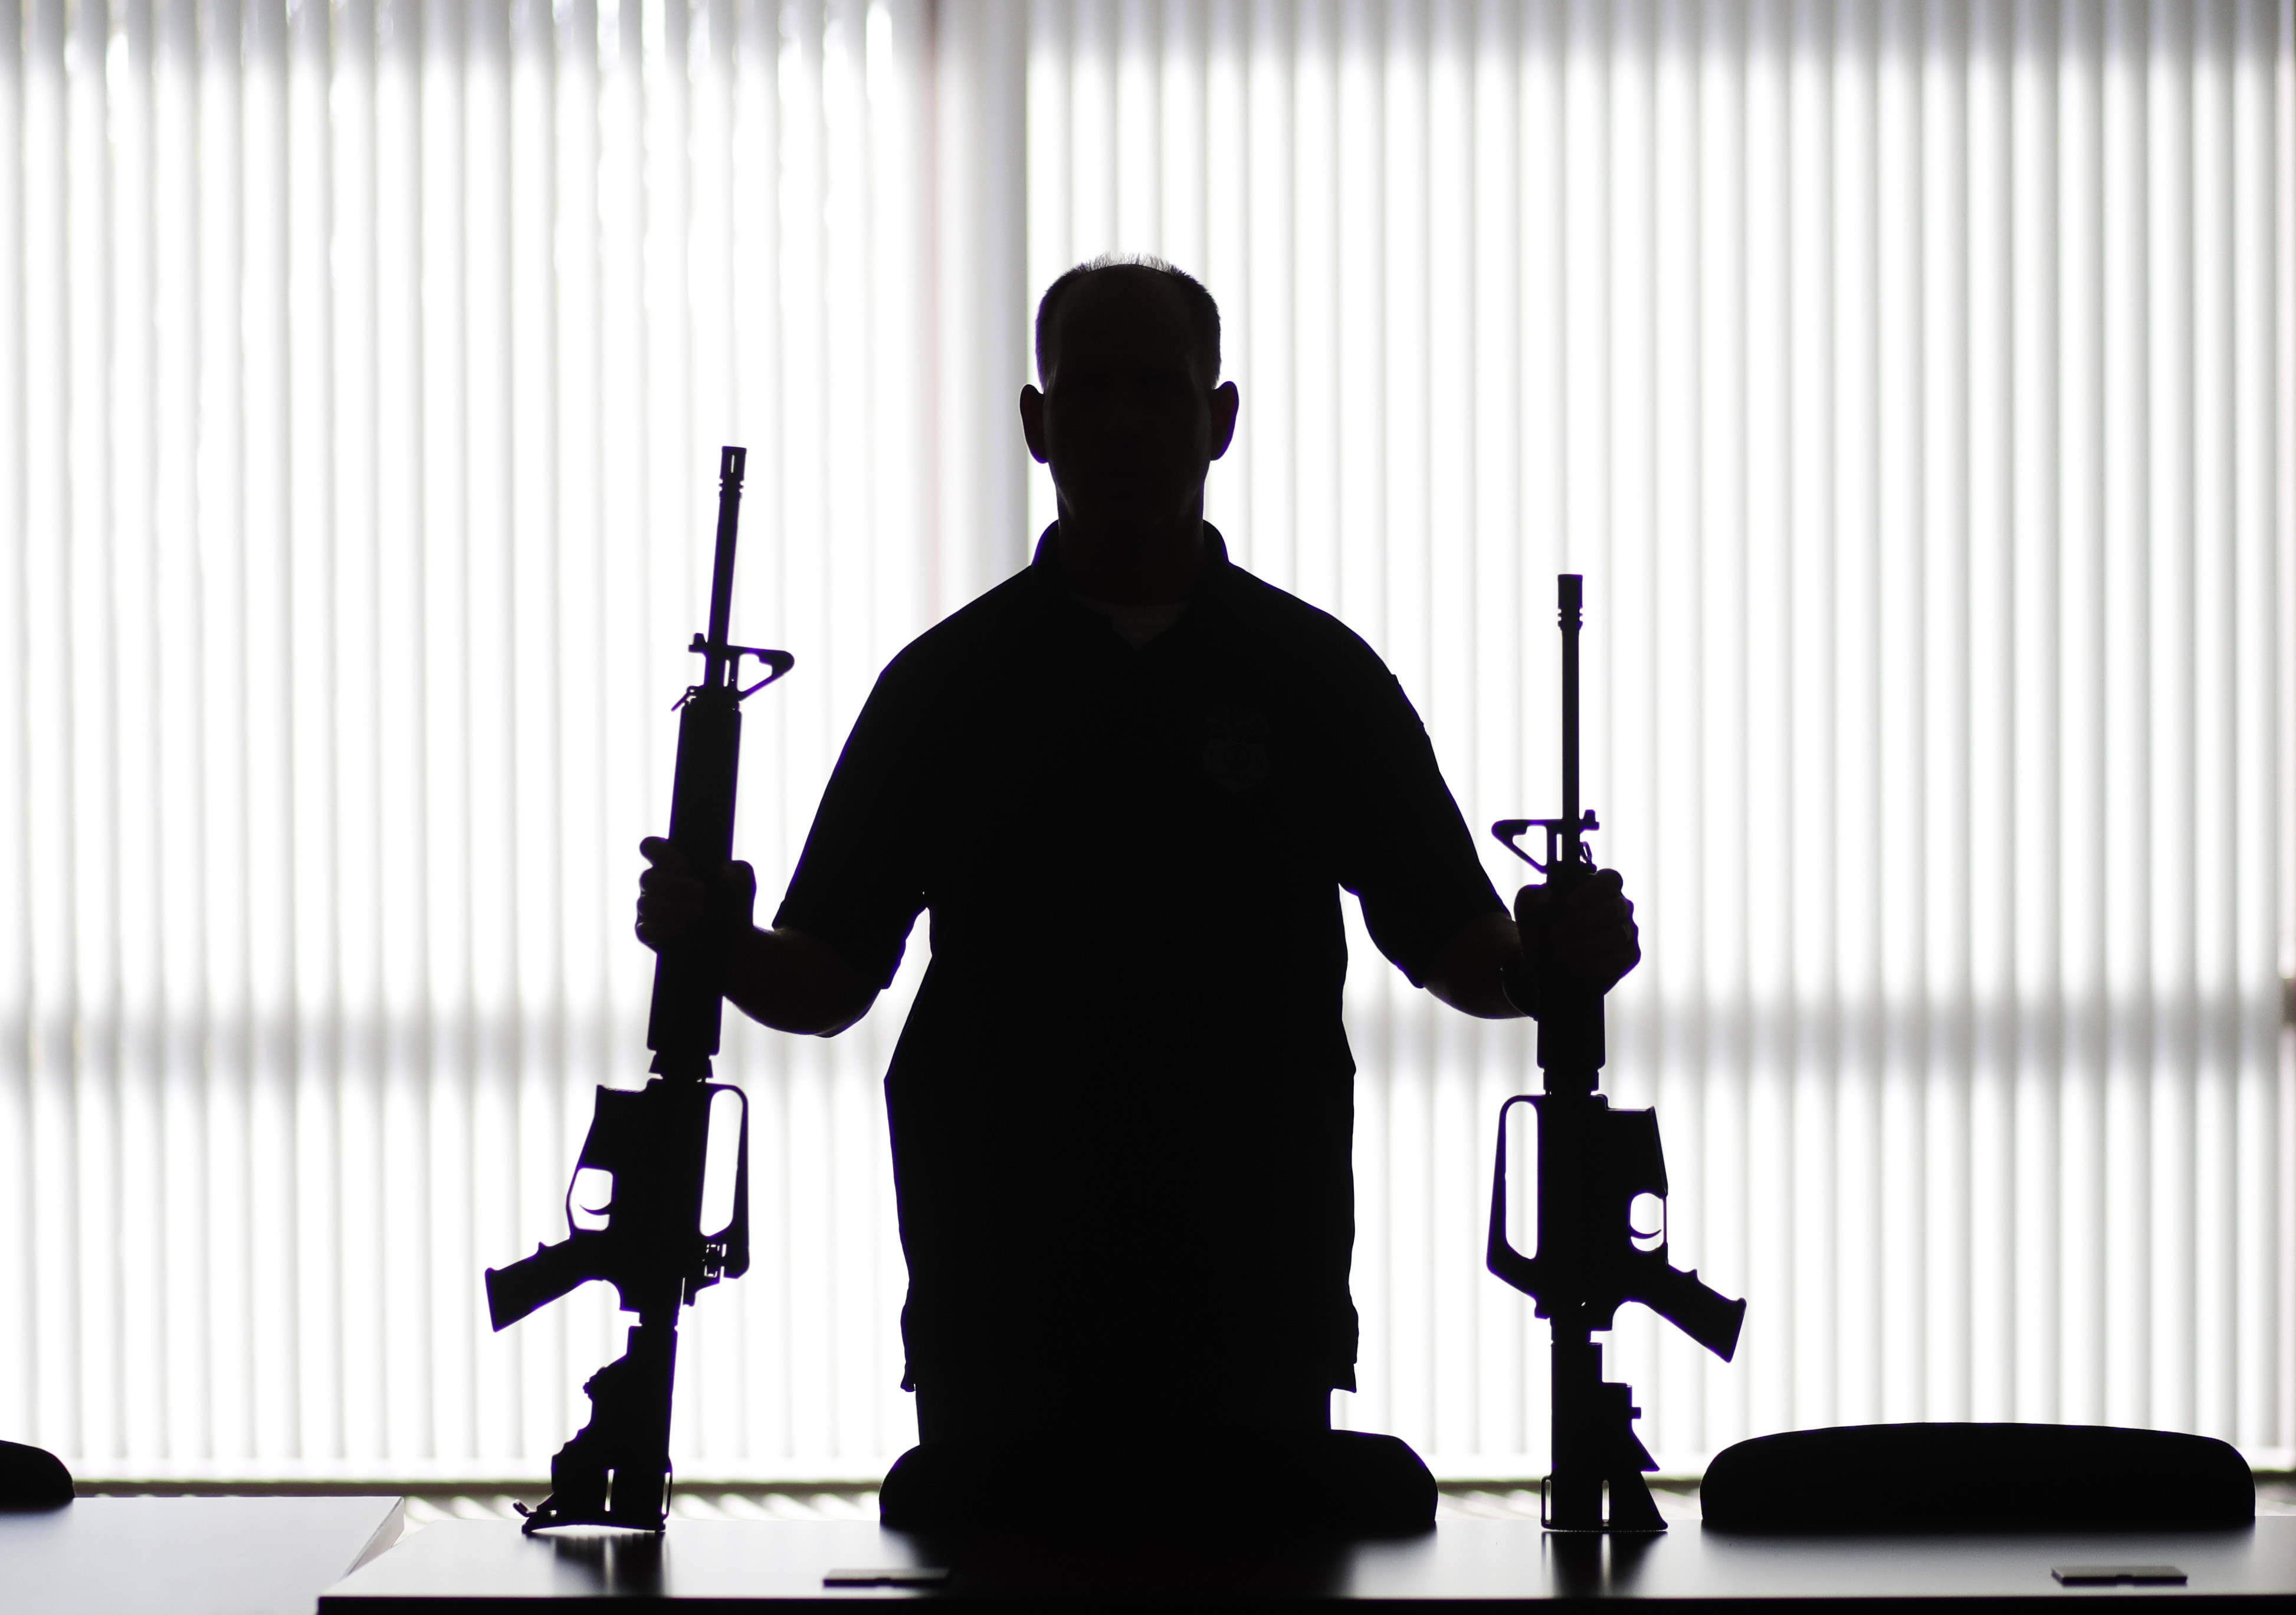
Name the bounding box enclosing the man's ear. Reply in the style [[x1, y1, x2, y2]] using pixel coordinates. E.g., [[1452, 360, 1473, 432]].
[[1208, 380, 1239, 460], [1018, 384, 1050, 464]]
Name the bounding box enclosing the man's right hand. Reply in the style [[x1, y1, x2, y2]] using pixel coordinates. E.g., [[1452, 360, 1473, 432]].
[[634, 837, 878, 1037]]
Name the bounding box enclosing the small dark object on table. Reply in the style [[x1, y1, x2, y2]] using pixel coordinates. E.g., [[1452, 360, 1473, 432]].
[[821, 1565, 950, 1587], [2055, 1564, 2189, 1584]]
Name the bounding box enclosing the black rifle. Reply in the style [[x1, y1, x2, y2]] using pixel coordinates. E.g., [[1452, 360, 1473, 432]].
[[484, 447, 793, 1533], [1488, 573, 1746, 1533]]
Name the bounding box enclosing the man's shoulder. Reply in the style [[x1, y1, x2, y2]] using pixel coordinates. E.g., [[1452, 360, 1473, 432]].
[[875, 565, 1044, 686], [1213, 562, 1400, 689]]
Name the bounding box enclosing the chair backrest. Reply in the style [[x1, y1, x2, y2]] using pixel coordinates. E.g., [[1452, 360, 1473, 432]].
[[1700, 1424, 2254, 1532], [0, 1440, 74, 1511]]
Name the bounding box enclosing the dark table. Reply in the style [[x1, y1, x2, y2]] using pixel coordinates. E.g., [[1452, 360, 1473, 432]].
[[1, 1495, 405, 1615], [318, 1514, 2296, 1608]]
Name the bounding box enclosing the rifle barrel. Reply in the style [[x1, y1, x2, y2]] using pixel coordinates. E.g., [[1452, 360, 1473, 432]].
[[1559, 573, 1583, 866], [704, 446, 747, 687]]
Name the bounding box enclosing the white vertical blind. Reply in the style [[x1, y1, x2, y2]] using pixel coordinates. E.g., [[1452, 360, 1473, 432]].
[[1, 0, 2288, 1483]]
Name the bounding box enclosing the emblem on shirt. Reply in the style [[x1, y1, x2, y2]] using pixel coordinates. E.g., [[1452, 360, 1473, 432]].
[[1203, 704, 1271, 792]]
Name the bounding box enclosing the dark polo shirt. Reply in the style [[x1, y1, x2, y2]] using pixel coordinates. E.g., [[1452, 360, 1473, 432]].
[[773, 525, 1502, 1397]]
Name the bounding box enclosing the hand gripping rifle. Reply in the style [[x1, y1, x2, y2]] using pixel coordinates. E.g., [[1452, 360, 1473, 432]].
[[1488, 574, 1745, 1532], [484, 447, 793, 1532]]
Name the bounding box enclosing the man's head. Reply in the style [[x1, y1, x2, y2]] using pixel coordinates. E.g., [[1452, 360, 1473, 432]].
[[1021, 257, 1240, 548], [1035, 254, 1222, 387]]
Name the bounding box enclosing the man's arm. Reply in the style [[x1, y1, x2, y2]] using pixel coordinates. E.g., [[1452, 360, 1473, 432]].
[[1422, 910, 1527, 1019], [1421, 869, 1641, 1021], [635, 837, 878, 1036]]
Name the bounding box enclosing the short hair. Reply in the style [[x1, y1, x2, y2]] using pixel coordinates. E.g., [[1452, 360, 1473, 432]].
[[1034, 254, 1222, 385]]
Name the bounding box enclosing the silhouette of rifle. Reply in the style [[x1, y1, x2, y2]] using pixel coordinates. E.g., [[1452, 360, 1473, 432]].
[[484, 447, 792, 1533], [1488, 573, 1745, 1532]]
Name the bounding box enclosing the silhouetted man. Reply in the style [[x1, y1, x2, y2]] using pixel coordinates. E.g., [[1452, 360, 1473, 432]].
[[637, 257, 1639, 1528]]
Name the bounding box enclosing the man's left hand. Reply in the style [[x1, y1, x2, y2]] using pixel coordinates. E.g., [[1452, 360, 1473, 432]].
[[1514, 867, 1641, 1004]]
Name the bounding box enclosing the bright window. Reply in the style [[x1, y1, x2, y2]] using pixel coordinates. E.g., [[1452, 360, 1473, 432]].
[[2, 0, 2288, 1481]]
